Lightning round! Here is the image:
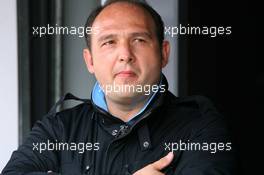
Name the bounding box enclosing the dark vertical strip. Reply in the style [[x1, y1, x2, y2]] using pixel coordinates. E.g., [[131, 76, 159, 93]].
[[178, 0, 189, 96], [50, 0, 63, 107], [29, 0, 50, 125], [54, 0, 63, 105], [17, 0, 31, 144]]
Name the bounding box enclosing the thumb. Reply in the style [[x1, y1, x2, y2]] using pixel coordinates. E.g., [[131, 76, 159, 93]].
[[151, 152, 174, 170]]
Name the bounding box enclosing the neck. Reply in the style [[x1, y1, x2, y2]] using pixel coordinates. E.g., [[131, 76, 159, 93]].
[[106, 95, 150, 122]]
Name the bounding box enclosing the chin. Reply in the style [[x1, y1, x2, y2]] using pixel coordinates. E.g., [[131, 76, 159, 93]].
[[110, 92, 143, 102]]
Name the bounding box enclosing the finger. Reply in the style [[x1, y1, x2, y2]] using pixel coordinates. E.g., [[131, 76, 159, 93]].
[[133, 169, 164, 175], [151, 152, 174, 170]]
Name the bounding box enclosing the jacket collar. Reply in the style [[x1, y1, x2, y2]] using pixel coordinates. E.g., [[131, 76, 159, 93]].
[[91, 73, 167, 125]]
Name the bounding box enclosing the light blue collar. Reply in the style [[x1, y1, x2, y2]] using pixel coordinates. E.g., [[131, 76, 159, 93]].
[[91, 78, 162, 125]]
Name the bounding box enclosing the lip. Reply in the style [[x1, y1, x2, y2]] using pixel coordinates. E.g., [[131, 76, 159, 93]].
[[115, 70, 136, 77]]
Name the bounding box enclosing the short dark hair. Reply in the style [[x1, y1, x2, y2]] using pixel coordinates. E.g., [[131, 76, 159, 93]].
[[84, 0, 164, 51]]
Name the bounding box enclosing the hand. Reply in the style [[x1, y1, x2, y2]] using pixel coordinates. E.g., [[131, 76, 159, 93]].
[[133, 152, 174, 175]]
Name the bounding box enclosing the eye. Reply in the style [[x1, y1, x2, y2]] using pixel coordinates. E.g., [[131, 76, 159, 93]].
[[134, 38, 146, 43], [102, 40, 115, 47]]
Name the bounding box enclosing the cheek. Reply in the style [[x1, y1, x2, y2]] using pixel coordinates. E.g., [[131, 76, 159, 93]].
[[93, 50, 113, 68], [138, 51, 162, 69], [92, 55, 115, 81]]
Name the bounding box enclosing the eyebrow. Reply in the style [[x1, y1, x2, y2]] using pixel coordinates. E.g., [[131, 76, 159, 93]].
[[97, 32, 152, 43], [130, 32, 152, 39], [97, 34, 117, 43]]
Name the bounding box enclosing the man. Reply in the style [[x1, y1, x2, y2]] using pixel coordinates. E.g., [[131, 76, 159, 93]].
[[2, 0, 238, 174]]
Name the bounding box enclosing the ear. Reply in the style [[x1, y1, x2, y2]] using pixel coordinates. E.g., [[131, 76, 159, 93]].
[[161, 40, 170, 68], [83, 48, 95, 74]]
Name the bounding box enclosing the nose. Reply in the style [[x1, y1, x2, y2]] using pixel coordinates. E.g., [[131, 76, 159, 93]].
[[118, 42, 134, 63]]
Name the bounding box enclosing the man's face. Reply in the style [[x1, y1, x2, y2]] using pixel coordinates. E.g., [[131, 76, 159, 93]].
[[84, 2, 169, 103]]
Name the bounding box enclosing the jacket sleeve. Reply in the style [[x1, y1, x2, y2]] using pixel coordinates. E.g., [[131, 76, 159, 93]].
[[1, 114, 62, 175], [172, 96, 239, 175]]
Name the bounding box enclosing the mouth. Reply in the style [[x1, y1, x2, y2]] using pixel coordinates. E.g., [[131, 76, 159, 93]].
[[115, 70, 137, 78]]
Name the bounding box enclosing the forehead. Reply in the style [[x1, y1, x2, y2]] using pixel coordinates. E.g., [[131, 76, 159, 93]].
[[92, 2, 155, 35]]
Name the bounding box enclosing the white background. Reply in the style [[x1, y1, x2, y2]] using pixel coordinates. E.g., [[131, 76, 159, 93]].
[[0, 0, 18, 171]]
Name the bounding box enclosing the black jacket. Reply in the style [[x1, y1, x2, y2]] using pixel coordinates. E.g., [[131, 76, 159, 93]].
[[2, 77, 238, 175]]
